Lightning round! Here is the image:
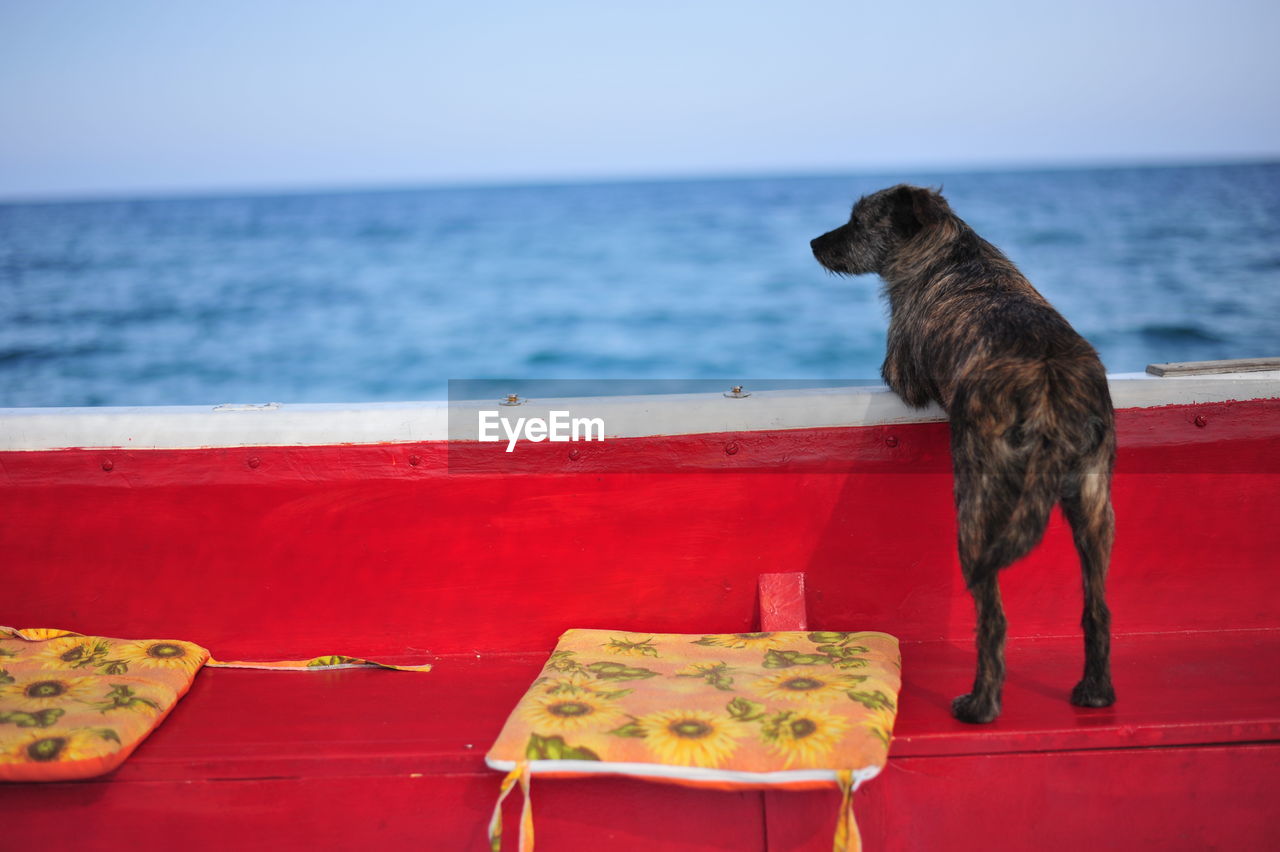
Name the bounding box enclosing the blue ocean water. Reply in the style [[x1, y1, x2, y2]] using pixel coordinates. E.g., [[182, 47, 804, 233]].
[[1, 163, 1277, 407]]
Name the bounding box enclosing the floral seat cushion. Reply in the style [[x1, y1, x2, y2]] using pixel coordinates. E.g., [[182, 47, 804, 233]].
[[486, 629, 902, 850], [1, 626, 432, 782], [0, 628, 209, 782]]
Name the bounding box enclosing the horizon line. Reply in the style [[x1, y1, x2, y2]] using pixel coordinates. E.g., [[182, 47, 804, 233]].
[[2, 153, 1277, 207]]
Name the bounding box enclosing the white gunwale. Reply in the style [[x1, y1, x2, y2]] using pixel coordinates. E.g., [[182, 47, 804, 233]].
[[0, 372, 1277, 452]]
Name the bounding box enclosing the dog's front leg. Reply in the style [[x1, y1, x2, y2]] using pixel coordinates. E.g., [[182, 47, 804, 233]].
[[952, 571, 1006, 724]]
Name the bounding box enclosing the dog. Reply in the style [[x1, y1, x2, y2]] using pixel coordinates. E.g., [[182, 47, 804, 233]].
[[810, 184, 1116, 723]]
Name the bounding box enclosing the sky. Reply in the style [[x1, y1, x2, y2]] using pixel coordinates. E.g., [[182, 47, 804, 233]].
[[1, 0, 1277, 200]]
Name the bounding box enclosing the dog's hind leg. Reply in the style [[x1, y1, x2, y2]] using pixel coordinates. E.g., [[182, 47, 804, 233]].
[[1061, 461, 1117, 707], [951, 568, 1006, 724], [949, 454, 1016, 725], [948, 409, 1059, 724]]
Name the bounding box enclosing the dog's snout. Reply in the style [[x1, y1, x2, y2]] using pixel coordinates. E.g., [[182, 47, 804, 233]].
[[811, 230, 842, 263]]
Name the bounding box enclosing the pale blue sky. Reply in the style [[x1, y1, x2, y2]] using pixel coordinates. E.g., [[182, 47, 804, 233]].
[[1, 0, 1277, 200]]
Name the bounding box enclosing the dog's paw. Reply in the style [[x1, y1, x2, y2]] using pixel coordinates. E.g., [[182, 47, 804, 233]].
[[951, 693, 1000, 724], [1070, 679, 1116, 708]]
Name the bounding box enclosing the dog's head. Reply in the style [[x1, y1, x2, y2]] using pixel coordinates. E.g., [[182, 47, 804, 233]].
[[810, 184, 952, 275]]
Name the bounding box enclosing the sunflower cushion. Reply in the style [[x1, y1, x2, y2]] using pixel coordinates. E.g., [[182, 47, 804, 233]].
[[0, 628, 209, 782], [485, 629, 901, 850], [0, 627, 432, 782]]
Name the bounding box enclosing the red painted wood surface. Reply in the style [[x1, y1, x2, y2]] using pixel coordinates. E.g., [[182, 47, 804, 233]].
[[2, 397, 1278, 849], [1, 401, 1276, 658], [5, 745, 1274, 852], [0, 773, 769, 852], [769, 744, 1280, 852]]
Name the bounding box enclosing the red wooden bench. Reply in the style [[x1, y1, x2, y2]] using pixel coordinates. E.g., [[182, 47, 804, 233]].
[[2, 378, 1277, 850]]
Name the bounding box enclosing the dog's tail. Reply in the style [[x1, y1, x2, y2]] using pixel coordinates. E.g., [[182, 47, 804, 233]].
[[950, 355, 1113, 580]]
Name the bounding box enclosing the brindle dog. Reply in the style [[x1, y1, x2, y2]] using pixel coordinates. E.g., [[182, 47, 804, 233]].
[[811, 185, 1116, 723]]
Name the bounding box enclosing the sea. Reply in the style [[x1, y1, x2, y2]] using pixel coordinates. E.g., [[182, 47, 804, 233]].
[[1, 162, 1277, 408]]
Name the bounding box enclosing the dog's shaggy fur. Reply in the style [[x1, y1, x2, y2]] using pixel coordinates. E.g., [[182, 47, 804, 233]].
[[811, 185, 1116, 723]]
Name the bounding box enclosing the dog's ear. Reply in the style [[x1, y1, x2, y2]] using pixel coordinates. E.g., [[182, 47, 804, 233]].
[[889, 185, 948, 239]]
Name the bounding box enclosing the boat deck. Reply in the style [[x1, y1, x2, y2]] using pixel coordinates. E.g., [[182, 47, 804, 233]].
[[7, 630, 1276, 850]]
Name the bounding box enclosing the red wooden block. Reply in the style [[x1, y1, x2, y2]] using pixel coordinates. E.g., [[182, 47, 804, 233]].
[[758, 571, 808, 631]]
